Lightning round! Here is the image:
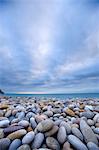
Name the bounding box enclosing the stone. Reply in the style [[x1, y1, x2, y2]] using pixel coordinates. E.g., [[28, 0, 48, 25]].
[[46, 137, 60, 150], [93, 114, 99, 123], [44, 111, 53, 117], [18, 120, 29, 128], [54, 119, 62, 126], [0, 129, 4, 139], [0, 110, 4, 117], [0, 104, 9, 109], [4, 125, 24, 135], [30, 117, 37, 129], [68, 135, 88, 150], [37, 119, 54, 132], [62, 141, 73, 150], [35, 114, 48, 123], [9, 139, 21, 150], [85, 105, 93, 111], [57, 126, 67, 144], [80, 120, 98, 145], [17, 144, 31, 150], [17, 112, 25, 120], [0, 138, 11, 150], [60, 121, 71, 134], [87, 119, 94, 126], [0, 119, 10, 127], [7, 129, 27, 140], [80, 111, 94, 119], [45, 125, 59, 137], [22, 131, 35, 144], [93, 128, 99, 134], [5, 110, 12, 117], [72, 127, 83, 141], [32, 133, 44, 149], [65, 108, 75, 116], [87, 142, 99, 150]]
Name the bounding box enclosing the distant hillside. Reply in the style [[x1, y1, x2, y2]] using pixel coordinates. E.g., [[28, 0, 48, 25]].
[[0, 89, 4, 94]]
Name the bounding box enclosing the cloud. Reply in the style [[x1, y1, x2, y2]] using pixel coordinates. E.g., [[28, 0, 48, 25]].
[[0, 0, 99, 93]]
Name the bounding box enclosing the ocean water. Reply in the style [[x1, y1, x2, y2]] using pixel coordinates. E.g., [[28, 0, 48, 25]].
[[3, 93, 99, 99]]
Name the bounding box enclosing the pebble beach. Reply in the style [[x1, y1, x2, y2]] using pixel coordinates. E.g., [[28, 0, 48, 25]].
[[0, 96, 99, 150]]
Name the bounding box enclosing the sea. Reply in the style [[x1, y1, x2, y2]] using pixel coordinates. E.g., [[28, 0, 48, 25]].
[[2, 93, 99, 100]]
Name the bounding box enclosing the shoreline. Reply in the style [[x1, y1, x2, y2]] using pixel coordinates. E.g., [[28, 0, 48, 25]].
[[0, 96, 99, 149]]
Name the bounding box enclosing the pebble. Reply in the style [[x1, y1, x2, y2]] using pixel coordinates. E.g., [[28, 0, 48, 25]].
[[60, 121, 71, 134], [68, 135, 88, 150], [17, 144, 31, 150], [44, 111, 53, 117], [62, 141, 73, 150], [0, 119, 10, 127], [80, 111, 94, 119], [0, 129, 4, 139], [87, 119, 94, 126], [32, 133, 44, 149], [45, 125, 59, 137], [57, 126, 67, 144], [30, 117, 37, 129], [7, 129, 27, 140], [87, 142, 99, 150], [22, 131, 35, 144], [80, 120, 98, 145], [9, 139, 21, 150], [65, 108, 75, 116], [37, 119, 54, 132], [46, 137, 60, 150], [72, 127, 83, 141], [4, 125, 24, 134], [93, 128, 99, 134], [5, 110, 12, 117], [0, 138, 11, 150], [18, 120, 29, 128], [93, 114, 99, 123]]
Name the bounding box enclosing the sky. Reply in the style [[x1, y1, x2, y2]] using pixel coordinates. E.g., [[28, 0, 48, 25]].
[[0, 0, 99, 93]]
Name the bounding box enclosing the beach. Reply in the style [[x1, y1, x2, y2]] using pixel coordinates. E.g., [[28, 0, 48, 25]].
[[0, 96, 99, 150]]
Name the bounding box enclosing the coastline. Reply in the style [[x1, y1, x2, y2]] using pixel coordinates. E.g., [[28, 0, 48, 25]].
[[0, 96, 99, 149]]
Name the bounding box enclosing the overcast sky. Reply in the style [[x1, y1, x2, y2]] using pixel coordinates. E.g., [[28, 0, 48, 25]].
[[0, 0, 99, 93]]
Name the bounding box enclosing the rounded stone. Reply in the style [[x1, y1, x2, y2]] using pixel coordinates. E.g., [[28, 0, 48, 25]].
[[80, 111, 94, 119], [93, 114, 99, 123], [93, 128, 99, 134], [5, 110, 12, 117], [9, 139, 21, 150], [72, 127, 83, 141], [18, 120, 29, 128], [44, 111, 53, 117], [57, 126, 67, 144], [46, 137, 60, 150], [37, 119, 54, 132], [60, 121, 71, 134], [80, 120, 98, 145], [7, 129, 27, 140], [4, 125, 24, 135], [0, 119, 10, 128], [87, 119, 94, 126], [17, 144, 31, 150], [65, 108, 75, 116], [87, 142, 99, 150], [22, 131, 35, 144], [62, 141, 73, 150], [0, 138, 11, 150], [0, 129, 4, 139], [30, 117, 37, 129], [32, 133, 44, 149], [68, 135, 88, 150], [45, 125, 59, 137]]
